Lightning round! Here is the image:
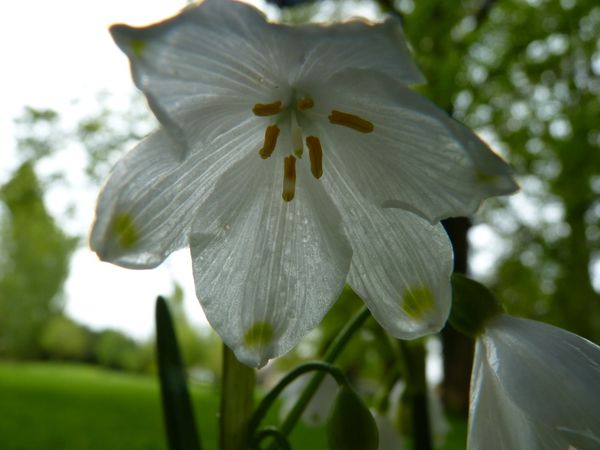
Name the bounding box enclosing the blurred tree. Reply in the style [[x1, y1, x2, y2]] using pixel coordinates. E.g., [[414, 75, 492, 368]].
[[459, 0, 600, 343], [0, 99, 151, 363], [39, 314, 93, 361], [94, 328, 154, 372], [77, 91, 152, 183], [0, 161, 77, 358]]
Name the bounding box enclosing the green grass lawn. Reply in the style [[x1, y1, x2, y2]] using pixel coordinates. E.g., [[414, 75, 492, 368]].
[[0, 362, 329, 450], [0, 362, 219, 450], [0, 362, 465, 449]]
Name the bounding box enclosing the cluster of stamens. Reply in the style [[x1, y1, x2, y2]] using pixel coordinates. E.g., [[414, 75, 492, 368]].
[[252, 96, 373, 202]]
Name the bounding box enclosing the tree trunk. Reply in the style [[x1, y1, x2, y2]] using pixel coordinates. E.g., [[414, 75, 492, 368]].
[[441, 217, 473, 416]]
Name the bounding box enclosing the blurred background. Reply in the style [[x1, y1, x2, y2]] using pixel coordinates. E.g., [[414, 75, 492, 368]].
[[1, 0, 598, 449]]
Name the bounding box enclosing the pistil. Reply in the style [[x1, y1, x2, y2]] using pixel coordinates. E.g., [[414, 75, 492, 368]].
[[297, 97, 314, 111], [291, 113, 304, 158]]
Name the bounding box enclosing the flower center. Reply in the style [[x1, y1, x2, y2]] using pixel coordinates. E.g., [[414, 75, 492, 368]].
[[252, 96, 373, 202]]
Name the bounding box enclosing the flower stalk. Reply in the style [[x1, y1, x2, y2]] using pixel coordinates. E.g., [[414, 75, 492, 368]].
[[249, 361, 348, 439], [279, 305, 371, 435], [220, 343, 256, 450]]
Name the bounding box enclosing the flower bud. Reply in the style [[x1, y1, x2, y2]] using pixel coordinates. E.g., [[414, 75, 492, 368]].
[[327, 386, 378, 450], [449, 274, 503, 338]]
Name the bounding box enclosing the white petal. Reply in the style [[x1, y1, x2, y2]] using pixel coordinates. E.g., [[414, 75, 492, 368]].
[[468, 341, 538, 449], [110, 0, 293, 153], [320, 154, 453, 338], [189, 154, 352, 367], [309, 69, 518, 223], [292, 17, 423, 86], [346, 206, 453, 338], [90, 120, 263, 267], [469, 315, 600, 450]]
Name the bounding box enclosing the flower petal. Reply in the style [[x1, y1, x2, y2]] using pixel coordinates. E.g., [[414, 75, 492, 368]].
[[346, 207, 452, 338], [110, 0, 293, 153], [323, 166, 452, 337], [308, 127, 453, 337], [308, 69, 518, 223], [468, 343, 537, 449], [469, 315, 600, 450], [90, 119, 264, 268], [189, 154, 352, 367], [292, 17, 423, 86]]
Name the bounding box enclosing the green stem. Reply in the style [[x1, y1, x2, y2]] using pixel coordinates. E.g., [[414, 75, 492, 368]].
[[220, 344, 256, 450], [251, 428, 291, 450], [279, 306, 371, 436], [249, 361, 347, 437]]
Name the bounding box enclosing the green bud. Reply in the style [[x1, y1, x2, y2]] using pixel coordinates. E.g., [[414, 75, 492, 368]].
[[449, 274, 504, 338], [327, 386, 378, 450]]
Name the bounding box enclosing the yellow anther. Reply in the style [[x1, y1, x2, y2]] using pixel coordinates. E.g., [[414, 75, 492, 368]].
[[252, 101, 283, 117], [306, 136, 323, 179], [297, 97, 314, 110], [328, 110, 374, 133], [282, 155, 296, 202], [259, 125, 280, 159]]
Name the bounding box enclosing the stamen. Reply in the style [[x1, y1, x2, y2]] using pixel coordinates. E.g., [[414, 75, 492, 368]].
[[259, 125, 280, 159], [282, 155, 296, 202], [252, 101, 283, 116], [297, 97, 314, 110], [328, 110, 374, 133], [306, 136, 323, 179]]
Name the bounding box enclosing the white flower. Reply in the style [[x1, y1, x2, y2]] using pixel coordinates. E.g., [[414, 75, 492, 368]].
[[90, 0, 517, 367], [469, 314, 600, 450]]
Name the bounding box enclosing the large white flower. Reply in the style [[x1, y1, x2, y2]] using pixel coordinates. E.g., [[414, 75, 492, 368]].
[[90, 0, 517, 367], [469, 314, 600, 450]]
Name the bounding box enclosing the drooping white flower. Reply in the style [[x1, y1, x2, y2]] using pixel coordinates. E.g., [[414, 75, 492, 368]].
[[469, 314, 600, 450], [90, 0, 517, 367]]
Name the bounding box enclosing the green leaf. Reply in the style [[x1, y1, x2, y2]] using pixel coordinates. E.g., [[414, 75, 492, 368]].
[[326, 386, 378, 450], [449, 274, 504, 338], [155, 296, 202, 450]]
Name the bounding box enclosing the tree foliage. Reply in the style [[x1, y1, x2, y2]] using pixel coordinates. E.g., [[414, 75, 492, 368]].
[[454, 0, 600, 341], [0, 162, 77, 358]]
